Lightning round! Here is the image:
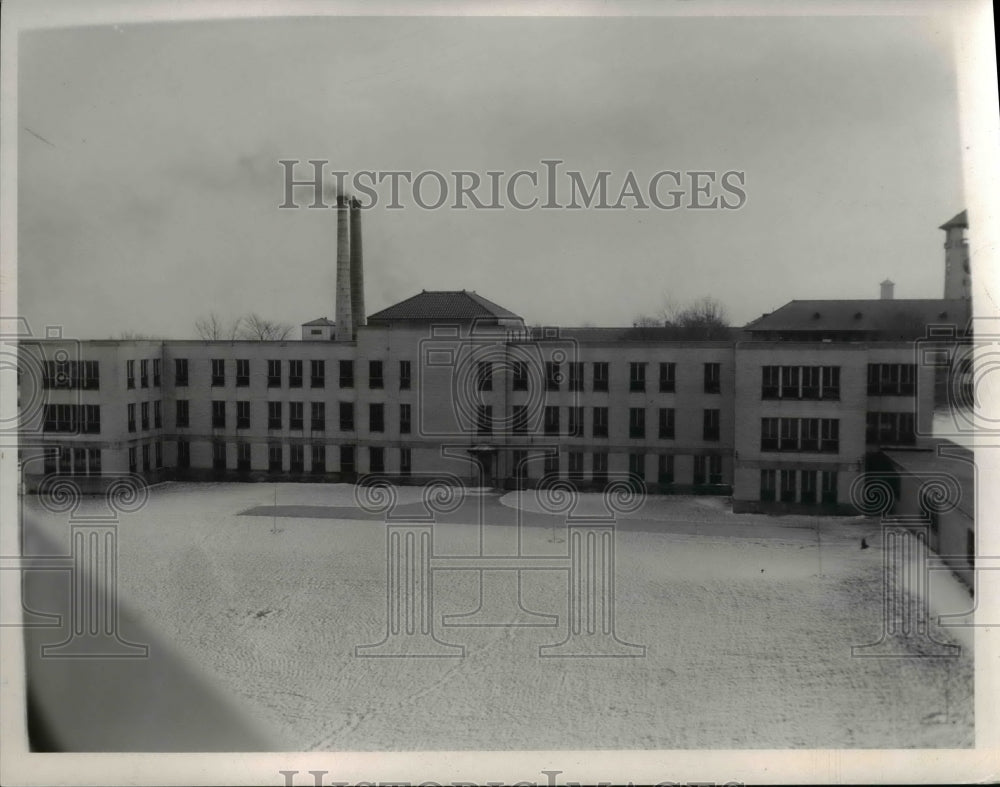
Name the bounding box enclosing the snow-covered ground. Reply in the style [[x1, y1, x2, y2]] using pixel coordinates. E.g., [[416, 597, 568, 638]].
[[22, 482, 974, 750]]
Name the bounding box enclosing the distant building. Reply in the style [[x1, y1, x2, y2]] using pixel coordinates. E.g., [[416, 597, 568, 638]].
[[941, 209, 971, 301], [17, 210, 973, 521]]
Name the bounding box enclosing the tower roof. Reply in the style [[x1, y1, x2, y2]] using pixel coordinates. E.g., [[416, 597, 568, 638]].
[[939, 210, 967, 230]]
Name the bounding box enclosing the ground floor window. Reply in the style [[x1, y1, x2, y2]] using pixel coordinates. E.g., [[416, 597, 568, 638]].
[[341, 445, 355, 474], [543, 450, 559, 476], [370, 446, 385, 474], [779, 469, 796, 502], [821, 471, 837, 504], [312, 444, 326, 474], [88, 448, 101, 475], [268, 443, 282, 472], [658, 454, 674, 485], [237, 442, 251, 472], [629, 453, 645, 482], [177, 440, 190, 469], [142, 444, 151, 472], [707, 454, 723, 485], [800, 470, 817, 503], [212, 441, 226, 470], [129, 446, 137, 473], [593, 452, 608, 484], [512, 449, 527, 480], [967, 528, 974, 568], [568, 451, 584, 480], [760, 469, 776, 501], [155, 441, 163, 469], [400, 447, 411, 477], [43, 447, 58, 475], [290, 444, 305, 473]]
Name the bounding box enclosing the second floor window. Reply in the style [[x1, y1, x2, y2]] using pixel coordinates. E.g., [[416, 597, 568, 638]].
[[476, 361, 493, 392], [237, 401, 250, 429], [704, 363, 720, 394], [568, 362, 584, 391], [236, 359, 250, 387], [546, 362, 560, 391], [211, 359, 225, 387], [593, 362, 609, 392], [175, 358, 188, 386], [703, 409, 720, 441], [476, 405, 492, 435], [312, 402, 326, 431], [593, 407, 608, 438], [369, 361, 384, 389], [629, 407, 645, 439], [289, 360, 303, 388], [369, 403, 385, 433], [290, 402, 304, 430], [340, 360, 354, 388], [211, 400, 225, 428], [659, 408, 675, 439], [175, 399, 189, 428], [512, 360, 528, 391], [544, 406, 560, 435], [268, 401, 282, 430], [340, 401, 354, 431], [140, 359, 149, 388], [400, 403, 411, 434], [268, 360, 281, 388], [400, 360, 412, 390], [311, 360, 325, 388], [126, 360, 135, 389], [629, 362, 646, 392]]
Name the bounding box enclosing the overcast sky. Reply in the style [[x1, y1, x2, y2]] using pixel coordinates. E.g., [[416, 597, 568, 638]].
[[16, 11, 967, 339]]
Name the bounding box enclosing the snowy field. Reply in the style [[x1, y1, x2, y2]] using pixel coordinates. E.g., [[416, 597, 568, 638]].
[[22, 482, 974, 750]]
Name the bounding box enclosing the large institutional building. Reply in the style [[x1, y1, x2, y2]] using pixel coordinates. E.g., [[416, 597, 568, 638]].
[[17, 207, 973, 519]]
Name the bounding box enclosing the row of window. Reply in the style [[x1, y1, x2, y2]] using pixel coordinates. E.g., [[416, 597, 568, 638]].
[[761, 366, 840, 400], [128, 442, 164, 473], [192, 441, 372, 475], [42, 404, 101, 434], [760, 418, 840, 453], [760, 469, 838, 504], [42, 361, 100, 390], [194, 401, 399, 433], [43, 446, 102, 475], [867, 364, 917, 396], [865, 411, 916, 445], [171, 359, 406, 391], [126, 359, 161, 389], [127, 402, 162, 432]]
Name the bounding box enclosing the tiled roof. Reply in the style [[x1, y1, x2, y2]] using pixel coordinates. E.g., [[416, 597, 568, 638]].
[[529, 326, 740, 343], [367, 290, 522, 322], [301, 317, 335, 326], [939, 210, 968, 230], [745, 299, 971, 337]]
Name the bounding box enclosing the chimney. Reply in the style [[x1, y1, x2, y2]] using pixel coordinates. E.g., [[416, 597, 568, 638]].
[[349, 197, 366, 333], [880, 279, 894, 300], [335, 195, 353, 341]]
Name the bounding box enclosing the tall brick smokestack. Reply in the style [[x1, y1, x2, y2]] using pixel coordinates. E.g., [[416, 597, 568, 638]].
[[349, 197, 366, 333], [335, 195, 353, 341]]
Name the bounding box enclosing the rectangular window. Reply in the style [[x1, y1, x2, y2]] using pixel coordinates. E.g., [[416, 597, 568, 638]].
[[211, 400, 225, 429], [476, 361, 493, 392], [707, 454, 723, 485], [211, 359, 225, 387], [544, 406, 560, 436], [399, 360, 412, 390], [177, 440, 190, 469], [821, 366, 840, 399], [290, 444, 304, 473], [703, 409, 720, 441], [83, 360, 100, 390], [512, 361, 529, 391], [821, 419, 839, 453], [568, 362, 584, 391], [629, 453, 645, 482], [593, 452, 608, 483], [800, 470, 817, 503], [369, 403, 385, 433], [799, 418, 819, 452], [88, 448, 102, 476], [543, 451, 559, 476], [237, 442, 251, 472], [140, 359, 149, 387], [127, 360, 135, 389], [176, 399, 189, 428], [900, 364, 916, 396], [369, 360, 384, 389], [127, 404, 136, 433], [593, 362, 609, 392], [400, 447, 412, 477], [760, 469, 776, 501], [340, 445, 356, 474], [659, 362, 676, 393], [512, 449, 528, 480], [703, 362, 721, 394], [658, 408, 675, 439], [568, 406, 584, 437], [290, 401, 304, 430], [546, 361, 560, 391], [212, 442, 225, 471], [340, 402, 354, 431], [779, 469, 796, 502], [512, 405, 528, 434], [311, 402, 326, 432], [821, 467, 839, 503], [268, 360, 282, 388], [268, 401, 282, 430], [269, 443, 282, 472], [898, 412, 915, 444], [399, 403, 411, 434], [175, 358, 188, 386], [82, 404, 101, 434], [312, 444, 326, 474], [311, 360, 325, 389], [866, 412, 880, 444], [781, 366, 799, 399], [236, 359, 250, 387], [236, 401, 250, 429], [658, 454, 674, 485], [152, 359, 161, 387], [568, 451, 584, 480], [867, 364, 880, 396], [153, 400, 162, 429], [476, 405, 493, 435], [761, 366, 780, 399], [693, 456, 706, 485], [142, 444, 151, 472], [289, 360, 303, 388], [592, 407, 609, 438], [779, 417, 798, 451], [369, 446, 385, 473], [73, 447, 86, 476], [339, 360, 354, 388], [141, 402, 150, 430], [128, 446, 137, 473], [801, 366, 820, 399], [629, 362, 646, 392], [629, 407, 645, 439]]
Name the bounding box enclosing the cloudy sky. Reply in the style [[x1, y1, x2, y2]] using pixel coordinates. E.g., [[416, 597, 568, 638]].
[[16, 8, 969, 339]]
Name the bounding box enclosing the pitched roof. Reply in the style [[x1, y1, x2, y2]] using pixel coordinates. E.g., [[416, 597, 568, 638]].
[[745, 299, 971, 337], [939, 210, 968, 230], [366, 290, 522, 322], [529, 326, 740, 344], [301, 317, 335, 326]]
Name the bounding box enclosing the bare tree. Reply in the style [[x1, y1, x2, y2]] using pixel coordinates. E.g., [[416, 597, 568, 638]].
[[665, 296, 731, 340], [195, 312, 242, 340], [632, 314, 664, 328], [113, 330, 159, 340], [238, 313, 293, 341]]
